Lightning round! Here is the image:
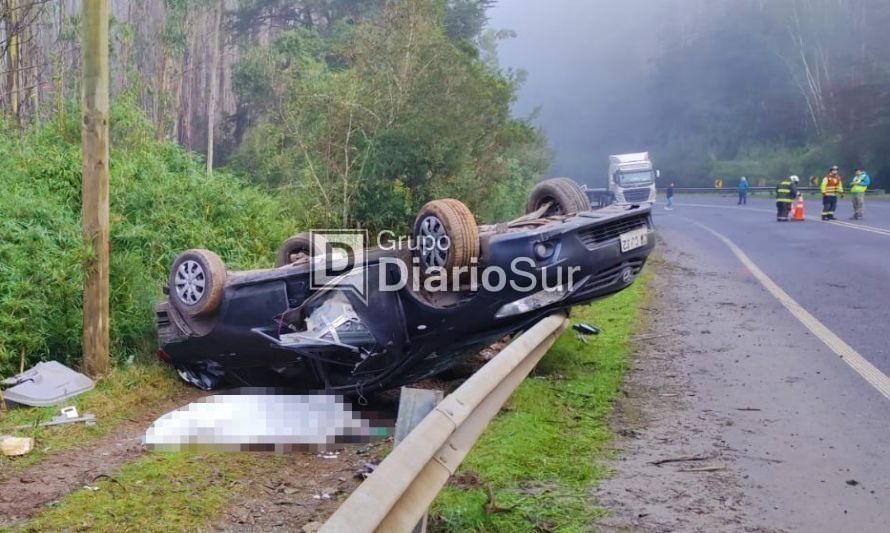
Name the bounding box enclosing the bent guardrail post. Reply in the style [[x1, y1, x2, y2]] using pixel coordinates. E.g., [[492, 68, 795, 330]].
[[321, 313, 568, 533], [393, 387, 443, 533]]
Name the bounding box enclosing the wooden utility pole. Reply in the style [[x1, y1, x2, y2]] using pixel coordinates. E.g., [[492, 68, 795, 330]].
[[206, 0, 223, 176], [81, 0, 111, 377]]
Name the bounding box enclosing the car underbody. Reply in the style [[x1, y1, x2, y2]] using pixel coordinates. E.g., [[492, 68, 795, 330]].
[[156, 179, 656, 393]]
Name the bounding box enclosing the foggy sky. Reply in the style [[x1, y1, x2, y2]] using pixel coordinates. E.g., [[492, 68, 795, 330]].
[[489, 0, 671, 186]]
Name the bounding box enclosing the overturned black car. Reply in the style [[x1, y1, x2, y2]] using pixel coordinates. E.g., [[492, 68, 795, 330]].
[[156, 178, 655, 393]]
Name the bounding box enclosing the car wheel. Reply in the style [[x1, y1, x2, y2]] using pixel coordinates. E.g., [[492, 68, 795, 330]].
[[414, 199, 479, 273], [276, 232, 318, 267], [168, 249, 226, 317], [526, 177, 589, 216]]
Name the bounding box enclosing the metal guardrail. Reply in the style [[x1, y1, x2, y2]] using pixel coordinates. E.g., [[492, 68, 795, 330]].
[[320, 313, 569, 532]]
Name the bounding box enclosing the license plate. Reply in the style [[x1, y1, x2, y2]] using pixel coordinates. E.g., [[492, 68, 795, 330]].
[[620, 228, 648, 252]]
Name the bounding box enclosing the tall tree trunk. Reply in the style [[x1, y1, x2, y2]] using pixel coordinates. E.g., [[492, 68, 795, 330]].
[[156, 53, 168, 141], [28, 13, 38, 125], [206, 0, 223, 176], [56, 0, 67, 132], [7, 0, 20, 125], [181, 30, 193, 147], [81, 0, 111, 378]]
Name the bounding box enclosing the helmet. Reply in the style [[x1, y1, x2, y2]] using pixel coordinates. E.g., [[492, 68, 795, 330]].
[[830, 165, 839, 171], [790, 175, 800, 183]]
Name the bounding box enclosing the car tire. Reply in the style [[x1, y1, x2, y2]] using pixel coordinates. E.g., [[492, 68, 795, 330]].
[[276, 232, 318, 267], [526, 177, 589, 216], [168, 249, 226, 317], [414, 199, 480, 273]]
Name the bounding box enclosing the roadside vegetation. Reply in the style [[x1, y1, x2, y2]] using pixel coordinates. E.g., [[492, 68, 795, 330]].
[[0, 104, 297, 377], [0, 0, 548, 378], [431, 272, 650, 531]]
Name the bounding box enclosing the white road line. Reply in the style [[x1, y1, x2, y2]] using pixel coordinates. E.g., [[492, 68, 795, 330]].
[[828, 219, 890, 237], [672, 203, 774, 214], [689, 219, 890, 401]]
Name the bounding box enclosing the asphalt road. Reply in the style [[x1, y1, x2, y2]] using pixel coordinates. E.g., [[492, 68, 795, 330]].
[[604, 193, 890, 531], [662, 194, 890, 376]]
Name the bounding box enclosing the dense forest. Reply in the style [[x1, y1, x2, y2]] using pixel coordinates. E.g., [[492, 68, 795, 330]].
[[0, 0, 549, 230], [494, 0, 889, 188], [650, 0, 890, 187]]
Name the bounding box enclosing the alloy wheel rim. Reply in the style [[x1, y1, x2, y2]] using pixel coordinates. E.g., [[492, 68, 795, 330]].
[[174, 259, 206, 305], [419, 215, 450, 268]]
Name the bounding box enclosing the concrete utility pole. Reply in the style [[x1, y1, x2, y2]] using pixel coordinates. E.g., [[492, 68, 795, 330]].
[[81, 0, 111, 377]]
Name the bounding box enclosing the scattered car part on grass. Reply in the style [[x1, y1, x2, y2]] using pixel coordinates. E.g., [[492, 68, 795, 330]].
[[155, 178, 656, 393], [3, 413, 97, 432], [1, 361, 95, 407], [573, 323, 602, 335]]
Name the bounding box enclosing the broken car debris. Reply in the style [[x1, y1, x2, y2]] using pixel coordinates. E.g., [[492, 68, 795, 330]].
[[2, 410, 97, 432], [1, 361, 95, 407]]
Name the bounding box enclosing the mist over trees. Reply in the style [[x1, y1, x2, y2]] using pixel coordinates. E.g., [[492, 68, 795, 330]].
[[0, 0, 548, 230], [4, 0, 886, 197], [493, 0, 890, 187]]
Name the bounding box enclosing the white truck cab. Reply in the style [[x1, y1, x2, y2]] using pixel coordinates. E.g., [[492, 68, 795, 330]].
[[608, 152, 658, 205]]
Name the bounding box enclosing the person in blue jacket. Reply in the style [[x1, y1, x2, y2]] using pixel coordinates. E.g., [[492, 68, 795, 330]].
[[738, 176, 749, 205]]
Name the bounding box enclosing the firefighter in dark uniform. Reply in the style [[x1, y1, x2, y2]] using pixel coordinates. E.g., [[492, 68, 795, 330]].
[[775, 175, 798, 221]]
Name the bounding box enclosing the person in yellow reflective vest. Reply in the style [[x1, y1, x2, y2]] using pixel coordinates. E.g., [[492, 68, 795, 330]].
[[775, 175, 798, 221], [849, 169, 871, 220], [820, 165, 844, 220]]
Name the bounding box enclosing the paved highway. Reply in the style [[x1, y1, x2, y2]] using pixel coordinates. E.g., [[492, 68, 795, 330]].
[[663, 194, 890, 376], [601, 193, 890, 531]]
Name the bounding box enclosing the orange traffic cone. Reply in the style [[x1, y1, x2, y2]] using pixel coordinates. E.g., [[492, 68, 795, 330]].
[[792, 194, 805, 221]]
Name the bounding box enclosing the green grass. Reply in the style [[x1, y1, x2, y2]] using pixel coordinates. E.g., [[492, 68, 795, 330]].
[[17, 452, 283, 532], [0, 361, 186, 478], [7, 272, 650, 531], [430, 273, 651, 531]]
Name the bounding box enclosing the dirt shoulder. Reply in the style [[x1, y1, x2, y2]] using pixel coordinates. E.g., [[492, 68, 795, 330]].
[[595, 236, 889, 532], [0, 390, 200, 525], [593, 255, 767, 532]]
